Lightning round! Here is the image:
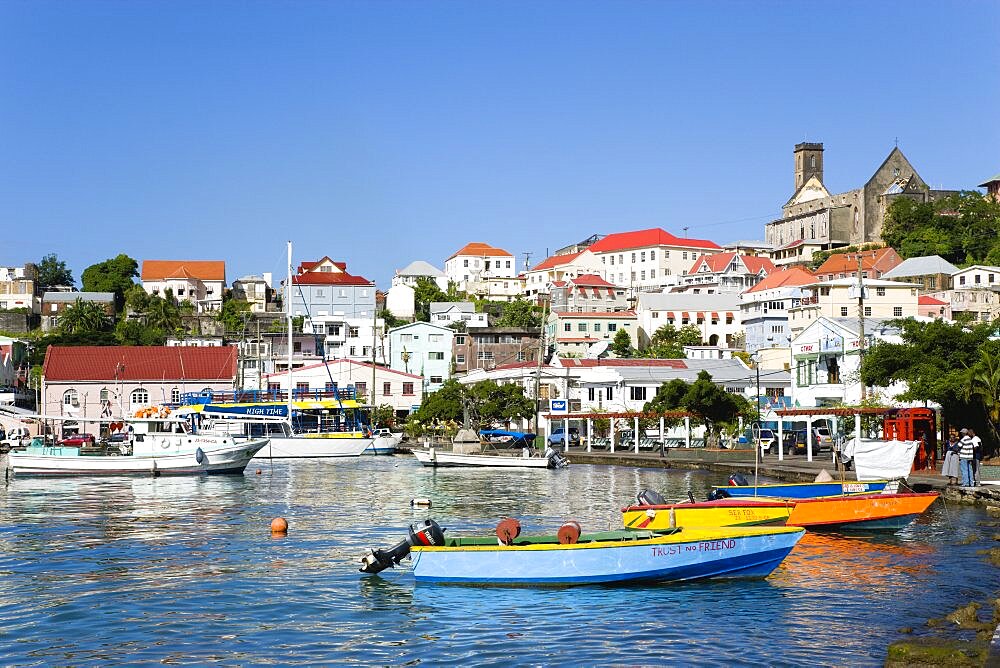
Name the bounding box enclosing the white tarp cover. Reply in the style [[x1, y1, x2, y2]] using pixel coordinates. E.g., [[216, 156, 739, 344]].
[[843, 438, 920, 481]]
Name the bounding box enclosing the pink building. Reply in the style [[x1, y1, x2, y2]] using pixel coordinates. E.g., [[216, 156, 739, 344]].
[[41, 346, 238, 425], [918, 295, 951, 320]]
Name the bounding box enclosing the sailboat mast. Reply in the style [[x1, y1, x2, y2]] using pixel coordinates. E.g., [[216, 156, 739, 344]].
[[287, 240, 294, 426]]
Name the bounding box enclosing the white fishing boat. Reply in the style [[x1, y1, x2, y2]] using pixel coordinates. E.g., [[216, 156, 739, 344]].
[[5, 418, 267, 477], [412, 445, 567, 469]]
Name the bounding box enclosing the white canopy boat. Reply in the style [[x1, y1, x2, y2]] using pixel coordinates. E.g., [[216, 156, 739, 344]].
[[5, 418, 267, 477], [412, 445, 567, 469]]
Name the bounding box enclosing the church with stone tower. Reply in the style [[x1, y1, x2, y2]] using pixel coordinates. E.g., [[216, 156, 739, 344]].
[[765, 142, 955, 252]]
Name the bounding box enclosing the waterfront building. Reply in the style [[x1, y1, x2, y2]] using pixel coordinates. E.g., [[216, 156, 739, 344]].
[[812, 247, 902, 282], [790, 317, 906, 407], [764, 142, 956, 249], [549, 274, 627, 313], [881, 255, 959, 293], [430, 302, 488, 328], [545, 309, 638, 358], [40, 292, 116, 332], [740, 267, 816, 354], [40, 345, 237, 421], [444, 242, 520, 300], [452, 327, 539, 374], [586, 227, 722, 294], [0, 264, 40, 314], [230, 274, 273, 313], [387, 321, 454, 393], [289, 257, 376, 320], [634, 292, 741, 349], [522, 249, 604, 298], [140, 260, 226, 313], [303, 315, 386, 365], [260, 358, 424, 418], [676, 253, 776, 294], [787, 278, 919, 337]]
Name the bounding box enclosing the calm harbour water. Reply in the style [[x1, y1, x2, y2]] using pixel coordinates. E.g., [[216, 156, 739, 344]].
[[1, 457, 997, 666]]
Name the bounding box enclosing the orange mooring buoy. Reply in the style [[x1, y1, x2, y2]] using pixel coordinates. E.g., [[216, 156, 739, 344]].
[[270, 517, 288, 535]]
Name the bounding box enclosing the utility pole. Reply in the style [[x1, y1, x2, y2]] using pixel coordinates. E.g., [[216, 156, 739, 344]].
[[856, 253, 867, 401], [522, 251, 533, 273]]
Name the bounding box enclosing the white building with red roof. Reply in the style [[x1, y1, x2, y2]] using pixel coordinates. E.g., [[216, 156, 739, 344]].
[[40, 345, 238, 423], [288, 257, 376, 320], [444, 242, 522, 300], [634, 293, 741, 350], [549, 274, 628, 313], [676, 253, 776, 294], [739, 267, 816, 353], [545, 309, 638, 358], [141, 260, 227, 313], [522, 249, 604, 298], [585, 227, 722, 293]]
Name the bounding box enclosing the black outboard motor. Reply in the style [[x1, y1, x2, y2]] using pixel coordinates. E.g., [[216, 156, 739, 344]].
[[707, 489, 731, 501], [728, 472, 749, 487], [636, 489, 667, 506], [544, 447, 569, 469], [360, 519, 446, 574]]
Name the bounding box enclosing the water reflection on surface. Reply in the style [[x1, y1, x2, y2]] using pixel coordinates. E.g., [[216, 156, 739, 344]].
[[0, 458, 996, 666]]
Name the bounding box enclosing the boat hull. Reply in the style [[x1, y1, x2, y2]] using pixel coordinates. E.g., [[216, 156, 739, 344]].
[[783, 492, 939, 531], [364, 436, 399, 456], [411, 526, 804, 585], [713, 480, 889, 499], [412, 448, 553, 468], [8, 439, 268, 476], [253, 435, 370, 459], [622, 499, 793, 530]]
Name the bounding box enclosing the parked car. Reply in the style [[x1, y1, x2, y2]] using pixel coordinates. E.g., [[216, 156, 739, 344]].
[[547, 427, 580, 448], [754, 428, 778, 454], [782, 429, 833, 455], [58, 433, 96, 447]]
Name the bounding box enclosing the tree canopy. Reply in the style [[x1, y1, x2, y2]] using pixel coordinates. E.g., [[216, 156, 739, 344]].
[[217, 296, 252, 333], [644, 324, 702, 358], [36, 253, 74, 288], [413, 277, 451, 322], [860, 317, 999, 455], [413, 378, 535, 430], [881, 191, 1000, 265], [81, 254, 139, 312], [58, 298, 112, 335], [643, 371, 753, 444], [610, 328, 634, 358], [494, 299, 542, 329]]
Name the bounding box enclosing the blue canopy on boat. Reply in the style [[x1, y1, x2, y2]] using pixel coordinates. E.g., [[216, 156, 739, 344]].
[[479, 429, 536, 446]]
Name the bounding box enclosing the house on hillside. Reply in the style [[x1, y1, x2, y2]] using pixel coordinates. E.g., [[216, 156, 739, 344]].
[[522, 250, 605, 298], [392, 260, 448, 291], [549, 274, 627, 313], [881, 255, 959, 293], [141, 260, 226, 313], [289, 257, 376, 321], [634, 293, 741, 349], [812, 247, 902, 282], [387, 322, 454, 392], [41, 345, 237, 424], [430, 302, 488, 328], [677, 253, 776, 294], [585, 227, 722, 294], [231, 274, 273, 313], [787, 278, 919, 337], [545, 310, 638, 358], [40, 292, 116, 332], [0, 264, 40, 314], [444, 242, 520, 300], [740, 267, 816, 353], [453, 327, 539, 373]]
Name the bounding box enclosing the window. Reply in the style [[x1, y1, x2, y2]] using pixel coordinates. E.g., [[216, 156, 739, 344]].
[[976, 275, 982, 284], [608, 323, 617, 332], [960, 276, 966, 285], [593, 323, 601, 332], [516, 351, 526, 361], [401, 334, 413, 343], [652, 311, 659, 319], [383, 382, 392, 395], [63, 390, 78, 406], [840, 307, 848, 316], [349, 346, 356, 356], [631, 253, 636, 263], [682, 252, 688, 260], [429, 351, 445, 360], [506, 260, 511, 268], [650, 250, 656, 261], [629, 386, 647, 401], [991, 274, 996, 283], [296, 382, 309, 394], [588, 387, 595, 401], [641, 271, 646, 280], [477, 351, 494, 361], [293, 341, 302, 353], [893, 306, 903, 317], [463, 259, 469, 267], [577, 323, 588, 332], [618, 255, 623, 264], [429, 375, 444, 384], [640, 252, 646, 262], [402, 382, 414, 395], [171, 387, 180, 403], [606, 387, 614, 400], [325, 382, 336, 393], [864, 306, 872, 316], [130, 388, 149, 406], [355, 382, 367, 397], [876, 287, 886, 297], [610, 256, 615, 266], [456, 354, 466, 364], [349, 327, 360, 337], [268, 382, 281, 393], [455, 335, 466, 345], [564, 323, 572, 332], [631, 272, 636, 281]]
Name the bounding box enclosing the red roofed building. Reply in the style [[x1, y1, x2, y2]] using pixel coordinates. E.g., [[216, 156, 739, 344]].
[[288, 257, 376, 321], [141, 260, 227, 313], [523, 249, 605, 298], [545, 309, 638, 358], [917, 295, 952, 320], [812, 247, 902, 282], [678, 253, 776, 294], [41, 345, 238, 423], [444, 242, 521, 300], [739, 267, 817, 353], [585, 227, 722, 293], [550, 274, 628, 313]]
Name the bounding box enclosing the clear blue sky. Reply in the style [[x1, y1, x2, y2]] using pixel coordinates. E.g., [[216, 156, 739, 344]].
[[2, 1, 998, 288]]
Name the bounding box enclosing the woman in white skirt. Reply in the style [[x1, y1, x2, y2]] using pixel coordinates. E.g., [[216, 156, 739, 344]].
[[941, 432, 961, 485]]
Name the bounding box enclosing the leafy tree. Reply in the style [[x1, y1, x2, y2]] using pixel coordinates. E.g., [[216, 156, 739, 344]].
[[413, 277, 450, 322], [882, 191, 1000, 265], [124, 284, 152, 314], [861, 317, 997, 455], [379, 308, 407, 329], [370, 404, 397, 428], [37, 253, 74, 288], [413, 379, 534, 430], [642, 372, 751, 446], [114, 319, 166, 346], [143, 289, 183, 333], [610, 328, 634, 358], [495, 299, 541, 329], [645, 324, 702, 358], [80, 254, 138, 312], [966, 344, 1000, 452], [217, 297, 252, 333], [58, 298, 112, 334]]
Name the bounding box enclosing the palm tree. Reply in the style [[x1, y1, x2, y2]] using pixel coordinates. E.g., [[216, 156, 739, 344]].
[[967, 346, 1000, 455], [144, 290, 182, 332], [58, 298, 111, 334]]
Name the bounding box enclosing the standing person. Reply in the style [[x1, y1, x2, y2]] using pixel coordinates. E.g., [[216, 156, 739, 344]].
[[941, 432, 961, 485], [969, 428, 983, 486], [959, 428, 976, 487]]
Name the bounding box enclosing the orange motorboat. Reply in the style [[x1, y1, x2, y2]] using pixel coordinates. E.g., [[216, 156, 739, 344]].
[[781, 492, 939, 531]]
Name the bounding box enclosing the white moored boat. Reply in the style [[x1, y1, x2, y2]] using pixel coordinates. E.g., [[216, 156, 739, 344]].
[[412, 446, 567, 469], [5, 418, 267, 477]]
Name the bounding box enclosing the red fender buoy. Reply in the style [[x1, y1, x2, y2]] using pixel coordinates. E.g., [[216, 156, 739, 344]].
[[496, 518, 521, 546], [558, 521, 581, 545]]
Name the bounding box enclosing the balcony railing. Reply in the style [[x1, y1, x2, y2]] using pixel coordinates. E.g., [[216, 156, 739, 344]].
[[178, 386, 357, 406]]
